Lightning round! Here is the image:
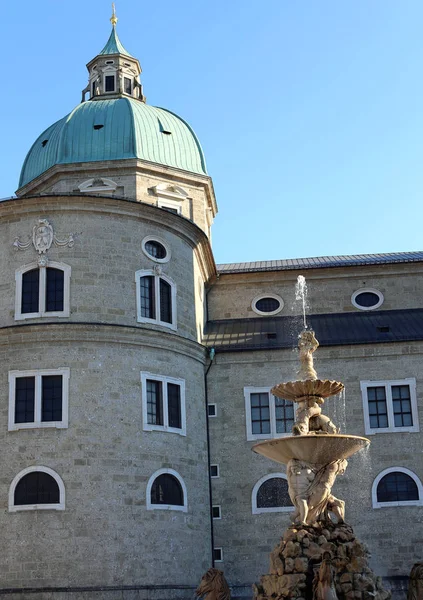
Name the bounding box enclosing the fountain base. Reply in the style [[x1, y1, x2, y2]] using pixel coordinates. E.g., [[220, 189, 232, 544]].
[[253, 521, 391, 600]]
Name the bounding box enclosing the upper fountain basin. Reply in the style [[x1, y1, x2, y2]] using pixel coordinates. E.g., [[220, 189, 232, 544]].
[[252, 434, 370, 465], [271, 379, 345, 402]]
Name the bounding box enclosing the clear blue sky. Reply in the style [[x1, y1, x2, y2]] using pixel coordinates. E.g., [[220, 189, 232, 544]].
[[2, 1, 423, 264]]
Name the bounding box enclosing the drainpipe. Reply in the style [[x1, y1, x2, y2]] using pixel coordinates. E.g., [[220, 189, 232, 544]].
[[205, 346, 216, 567]]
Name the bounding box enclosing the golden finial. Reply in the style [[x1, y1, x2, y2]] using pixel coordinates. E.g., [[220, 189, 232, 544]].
[[110, 3, 118, 26]]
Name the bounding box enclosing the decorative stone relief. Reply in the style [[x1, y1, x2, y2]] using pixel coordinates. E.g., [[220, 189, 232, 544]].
[[13, 219, 75, 265]]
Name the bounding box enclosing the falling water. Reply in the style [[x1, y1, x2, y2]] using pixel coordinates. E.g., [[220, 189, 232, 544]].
[[332, 388, 346, 433], [295, 275, 308, 330]]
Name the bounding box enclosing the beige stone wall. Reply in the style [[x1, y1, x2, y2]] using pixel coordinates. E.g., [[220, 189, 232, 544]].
[[207, 342, 423, 586], [0, 326, 211, 590], [208, 263, 423, 320]]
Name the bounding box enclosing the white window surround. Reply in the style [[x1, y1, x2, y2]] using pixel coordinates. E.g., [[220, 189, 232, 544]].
[[157, 198, 183, 214], [9, 466, 65, 512], [103, 67, 117, 93], [146, 468, 188, 512], [351, 288, 384, 311], [140, 372, 186, 436], [78, 178, 117, 193], [8, 368, 70, 431], [372, 467, 423, 509], [141, 236, 171, 264], [252, 473, 292, 515], [213, 548, 223, 562], [135, 269, 177, 330], [210, 464, 220, 478], [212, 505, 222, 520], [251, 293, 284, 316], [244, 387, 293, 441], [208, 403, 217, 417], [361, 378, 419, 435], [15, 262, 71, 321]]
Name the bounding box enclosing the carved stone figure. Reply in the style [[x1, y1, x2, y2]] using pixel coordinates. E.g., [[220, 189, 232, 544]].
[[287, 458, 347, 525], [297, 329, 319, 380], [196, 568, 231, 600], [408, 563, 423, 600], [293, 397, 338, 436], [313, 552, 339, 600]]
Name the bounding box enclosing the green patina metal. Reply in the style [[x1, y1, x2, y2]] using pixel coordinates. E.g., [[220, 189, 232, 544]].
[[98, 26, 133, 57], [19, 98, 207, 188]]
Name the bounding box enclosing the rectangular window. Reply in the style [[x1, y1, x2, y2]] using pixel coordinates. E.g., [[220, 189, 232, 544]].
[[159, 279, 172, 324], [21, 269, 39, 314], [245, 387, 294, 441], [124, 77, 132, 94], [15, 264, 71, 321], [361, 379, 419, 434], [210, 464, 219, 478], [46, 268, 64, 312], [9, 369, 70, 431], [212, 505, 221, 519], [141, 373, 185, 435], [208, 403, 217, 417], [136, 271, 176, 330], [105, 75, 115, 92], [213, 548, 223, 562]]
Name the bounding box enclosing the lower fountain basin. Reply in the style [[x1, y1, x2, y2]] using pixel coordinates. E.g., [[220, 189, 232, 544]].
[[252, 434, 370, 465]]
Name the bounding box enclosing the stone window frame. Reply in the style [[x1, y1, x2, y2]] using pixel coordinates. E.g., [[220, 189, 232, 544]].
[[146, 468, 188, 513], [135, 269, 177, 330], [15, 261, 71, 321], [141, 236, 171, 264], [351, 288, 384, 311], [9, 466, 65, 512], [210, 464, 220, 478], [103, 67, 117, 93], [213, 548, 223, 563], [8, 368, 70, 431], [371, 467, 423, 509], [252, 473, 292, 515], [208, 403, 217, 418], [78, 178, 117, 193], [244, 387, 294, 441], [251, 293, 284, 316], [360, 378, 419, 435], [140, 372, 186, 436], [212, 505, 222, 520]]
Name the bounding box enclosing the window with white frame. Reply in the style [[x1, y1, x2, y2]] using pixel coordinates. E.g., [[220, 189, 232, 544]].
[[372, 467, 423, 508], [146, 468, 187, 512], [9, 368, 70, 431], [141, 372, 186, 436], [9, 466, 65, 512], [15, 262, 71, 321], [361, 379, 419, 434], [135, 269, 176, 329], [252, 473, 293, 514], [244, 387, 294, 441], [157, 198, 182, 214]]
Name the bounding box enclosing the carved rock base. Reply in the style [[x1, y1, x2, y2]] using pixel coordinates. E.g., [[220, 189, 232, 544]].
[[253, 521, 391, 600]]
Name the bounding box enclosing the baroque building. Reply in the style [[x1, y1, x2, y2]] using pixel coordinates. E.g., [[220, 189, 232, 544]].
[[2, 11, 422, 600]]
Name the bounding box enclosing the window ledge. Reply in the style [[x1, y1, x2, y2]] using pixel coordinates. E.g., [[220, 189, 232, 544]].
[[10, 503, 65, 512], [373, 500, 423, 509], [148, 503, 187, 513]]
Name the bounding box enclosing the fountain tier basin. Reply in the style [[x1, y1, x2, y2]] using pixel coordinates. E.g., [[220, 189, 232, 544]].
[[271, 379, 344, 402], [253, 434, 370, 465]]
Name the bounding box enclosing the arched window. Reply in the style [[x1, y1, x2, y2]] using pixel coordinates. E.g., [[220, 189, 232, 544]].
[[252, 474, 293, 514], [15, 262, 71, 320], [372, 468, 423, 508], [146, 469, 187, 512], [9, 466, 65, 511], [135, 270, 176, 329]]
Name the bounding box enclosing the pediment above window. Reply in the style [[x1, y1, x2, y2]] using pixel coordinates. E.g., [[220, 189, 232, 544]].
[[78, 178, 117, 193], [151, 183, 189, 200]]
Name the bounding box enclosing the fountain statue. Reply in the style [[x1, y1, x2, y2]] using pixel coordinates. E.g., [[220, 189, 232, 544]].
[[251, 277, 391, 600]]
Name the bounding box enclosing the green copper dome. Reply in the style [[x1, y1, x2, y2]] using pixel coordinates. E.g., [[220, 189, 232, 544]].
[[19, 98, 207, 188]]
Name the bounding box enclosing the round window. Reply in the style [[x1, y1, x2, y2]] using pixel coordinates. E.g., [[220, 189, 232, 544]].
[[142, 237, 171, 263], [252, 294, 284, 316], [351, 289, 384, 311]]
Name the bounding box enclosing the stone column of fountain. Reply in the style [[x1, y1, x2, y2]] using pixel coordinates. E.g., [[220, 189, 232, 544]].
[[251, 278, 391, 600]]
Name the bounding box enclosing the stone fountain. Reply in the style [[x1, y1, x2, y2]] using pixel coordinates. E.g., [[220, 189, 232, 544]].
[[251, 282, 391, 600]]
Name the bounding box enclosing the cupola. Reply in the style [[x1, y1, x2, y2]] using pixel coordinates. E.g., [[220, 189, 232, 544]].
[[81, 4, 145, 102]]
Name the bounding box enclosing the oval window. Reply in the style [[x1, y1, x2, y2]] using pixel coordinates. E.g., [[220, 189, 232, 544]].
[[142, 237, 171, 263], [351, 289, 384, 311], [252, 294, 284, 316]]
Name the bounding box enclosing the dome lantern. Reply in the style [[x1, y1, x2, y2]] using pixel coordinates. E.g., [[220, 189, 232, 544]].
[[81, 5, 145, 103]]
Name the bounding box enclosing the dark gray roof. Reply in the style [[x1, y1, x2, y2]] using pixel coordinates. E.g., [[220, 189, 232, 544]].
[[203, 309, 423, 352], [217, 251, 423, 274]]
